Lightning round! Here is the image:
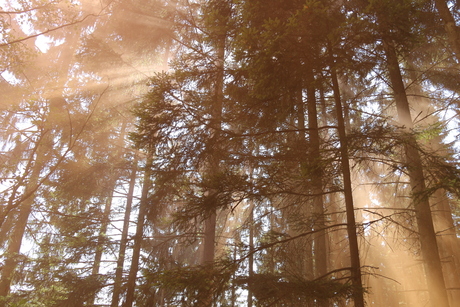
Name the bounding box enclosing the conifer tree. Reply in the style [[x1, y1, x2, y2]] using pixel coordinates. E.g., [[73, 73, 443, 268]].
[[1, 1, 460, 306]]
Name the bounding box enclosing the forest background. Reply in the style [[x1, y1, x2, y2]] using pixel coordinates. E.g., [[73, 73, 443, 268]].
[[1, 0, 460, 306]]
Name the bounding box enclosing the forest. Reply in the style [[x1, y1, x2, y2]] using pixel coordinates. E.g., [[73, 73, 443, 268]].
[[1, 0, 460, 306]]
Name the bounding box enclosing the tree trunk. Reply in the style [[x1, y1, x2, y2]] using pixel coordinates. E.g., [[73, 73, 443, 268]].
[[123, 157, 152, 307], [0, 134, 48, 303], [199, 5, 226, 304], [90, 121, 128, 304], [304, 67, 328, 307], [305, 68, 328, 279], [90, 189, 116, 304], [202, 212, 217, 265], [111, 158, 138, 307], [406, 58, 460, 304], [247, 202, 254, 307], [432, 190, 460, 304], [0, 19, 83, 301], [433, 0, 460, 61], [330, 52, 365, 307], [383, 39, 450, 307]]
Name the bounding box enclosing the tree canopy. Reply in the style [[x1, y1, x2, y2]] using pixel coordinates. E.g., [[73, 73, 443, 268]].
[[1, 0, 460, 306]]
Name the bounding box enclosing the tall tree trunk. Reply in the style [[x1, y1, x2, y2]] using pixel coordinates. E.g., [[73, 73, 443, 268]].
[[330, 51, 365, 307], [0, 142, 38, 244], [305, 68, 328, 279], [0, 132, 49, 304], [383, 39, 450, 307], [90, 190, 115, 303], [247, 202, 254, 307], [123, 157, 152, 307], [90, 121, 128, 304], [433, 0, 460, 61], [406, 59, 460, 304], [90, 121, 127, 303], [0, 19, 83, 301], [202, 213, 217, 265], [432, 190, 460, 304], [304, 67, 328, 307], [199, 4, 226, 305], [111, 158, 138, 307]]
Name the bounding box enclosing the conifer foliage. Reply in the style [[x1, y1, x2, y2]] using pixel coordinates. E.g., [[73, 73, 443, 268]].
[[1, 0, 460, 306]]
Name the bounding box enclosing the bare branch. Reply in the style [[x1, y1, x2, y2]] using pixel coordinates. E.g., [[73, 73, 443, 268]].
[[0, 3, 54, 14], [0, 1, 115, 47], [0, 13, 98, 47]]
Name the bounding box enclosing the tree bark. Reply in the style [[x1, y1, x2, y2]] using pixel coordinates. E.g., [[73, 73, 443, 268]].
[[123, 157, 152, 307], [247, 202, 254, 307], [433, 0, 460, 61], [0, 135, 47, 303], [90, 120, 128, 304], [0, 20, 83, 301], [111, 158, 138, 307], [304, 67, 328, 307], [406, 58, 460, 304], [305, 68, 328, 280], [433, 190, 460, 304], [330, 52, 365, 307], [199, 4, 227, 304], [383, 39, 450, 307]]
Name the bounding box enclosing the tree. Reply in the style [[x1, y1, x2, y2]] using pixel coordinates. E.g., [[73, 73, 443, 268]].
[[0, 1, 156, 305], [375, 2, 449, 305], [2, 0, 460, 306], [433, 0, 460, 61]]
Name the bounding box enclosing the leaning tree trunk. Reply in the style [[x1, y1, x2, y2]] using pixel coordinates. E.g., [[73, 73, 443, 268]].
[[0, 20, 83, 302], [433, 0, 460, 61], [383, 39, 450, 307], [406, 60, 460, 304], [0, 132, 49, 304]]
